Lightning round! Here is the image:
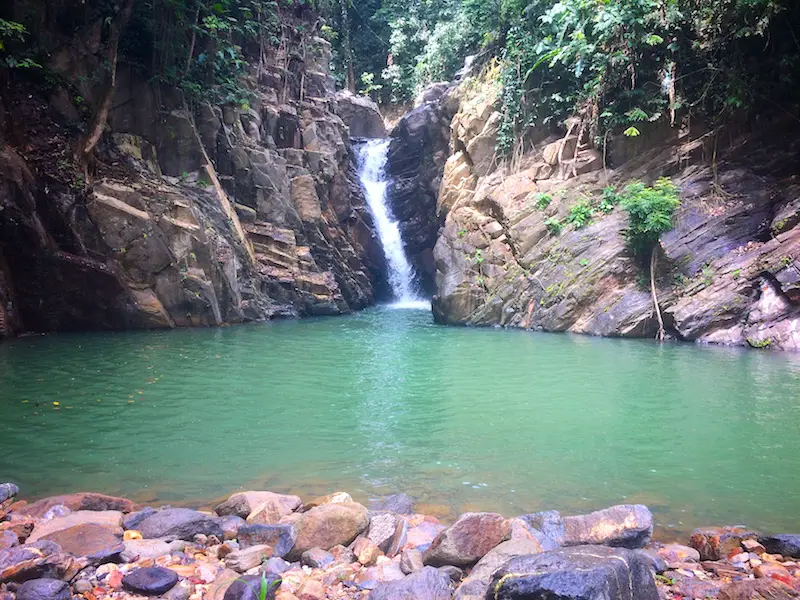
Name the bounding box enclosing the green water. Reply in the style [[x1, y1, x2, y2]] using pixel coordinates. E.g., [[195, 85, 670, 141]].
[[2, 306, 800, 535]]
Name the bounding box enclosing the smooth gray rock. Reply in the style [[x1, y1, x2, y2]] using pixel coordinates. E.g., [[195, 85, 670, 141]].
[[137, 508, 223, 541], [486, 545, 658, 600], [122, 507, 157, 531], [223, 574, 281, 600], [0, 483, 19, 504], [122, 566, 179, 595], [370, 566, 454, 600], [15, 578, 70, 600]]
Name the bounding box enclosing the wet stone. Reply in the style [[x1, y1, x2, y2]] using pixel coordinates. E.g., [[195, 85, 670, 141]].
[[15, 578, 70, 600], [370, 566, 454, 600], [122, 566, 179, 595], [301, 547, 335, 568]]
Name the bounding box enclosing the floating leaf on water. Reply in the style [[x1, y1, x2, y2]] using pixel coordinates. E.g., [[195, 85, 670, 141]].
[[52, 401, 60, 406]]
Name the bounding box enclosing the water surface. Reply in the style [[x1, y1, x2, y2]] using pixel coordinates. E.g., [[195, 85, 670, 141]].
[[2, 306, 800, 535]]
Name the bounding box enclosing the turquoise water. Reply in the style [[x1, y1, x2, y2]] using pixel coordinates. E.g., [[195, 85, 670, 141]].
[[2, 306, 800, 535]]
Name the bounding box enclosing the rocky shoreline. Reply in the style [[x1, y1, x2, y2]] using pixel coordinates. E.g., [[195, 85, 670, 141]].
[[2, 484, 799, 600]]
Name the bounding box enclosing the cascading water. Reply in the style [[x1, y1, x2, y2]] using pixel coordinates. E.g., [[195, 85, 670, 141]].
[[357, 139, 429, 309]]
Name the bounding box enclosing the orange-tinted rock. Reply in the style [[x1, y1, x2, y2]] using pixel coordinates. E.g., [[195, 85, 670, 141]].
[[657, 543, 701, 566], [755, 563, 794, 585], [297, 579, 324, 600], [40, 523, 123, 563], [19, 494, 138, 518], [719, 579, 800, 600], [351, 536, 382, 566], [422, 512, 509, 567], [0, 543, 82, 583], [690, 527, 759, 561]]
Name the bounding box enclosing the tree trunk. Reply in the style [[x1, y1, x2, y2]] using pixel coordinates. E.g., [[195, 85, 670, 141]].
[[340, 0, 355, 93], [76, 0, 136, 175], [650, 245, 665, 341]]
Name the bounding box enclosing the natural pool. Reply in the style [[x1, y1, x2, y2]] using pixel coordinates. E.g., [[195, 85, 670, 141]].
[[2, 305, 800, 535]]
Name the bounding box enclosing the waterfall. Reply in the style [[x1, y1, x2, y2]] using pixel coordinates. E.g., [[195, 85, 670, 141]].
[[357, 139, 429, 309]]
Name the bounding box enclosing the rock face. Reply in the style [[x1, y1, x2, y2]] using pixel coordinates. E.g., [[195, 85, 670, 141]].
[[385, 98, 454, 294], [487, 545, 659, 600], [0, 17, 385, 340], [380, 64, 800, 351], [422, 512, 509, 567], [334, 92, 386, 138]]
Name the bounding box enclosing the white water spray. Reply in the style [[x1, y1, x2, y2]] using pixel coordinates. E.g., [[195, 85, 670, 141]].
[[357, 139, 429, 309]]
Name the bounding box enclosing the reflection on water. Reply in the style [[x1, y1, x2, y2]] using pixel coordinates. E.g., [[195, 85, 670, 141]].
[[1, 306, 800, 534]]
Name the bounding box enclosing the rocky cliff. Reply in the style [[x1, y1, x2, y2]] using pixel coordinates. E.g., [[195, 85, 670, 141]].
[[0, 6, 387, 339], [392, 69, 800, 351]]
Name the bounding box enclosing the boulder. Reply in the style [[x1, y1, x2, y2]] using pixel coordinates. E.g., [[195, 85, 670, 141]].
[[367, 513, 403, 554], [423, 512, 509, 567], [137, 508, 223, 541], [122, 507, 157, 531], [215, 491, 302, 521], [261, 557, 291, 577], [19, 494, 137, 518], [563, 505, 653, 549], [371, 494, 414, 515], [454, 539, 544, 600], [0, 531, 18, 551], [237, 524, 297, 557], [0, 484, 19, 504], [222, 574, 281, 600], [219, 515, 247, 541], [225, 545, 272, 573], [406, 521, 447, 552], [487, 545, 658, 600], [719, 579, 800, 600], [690, 526, 759, 561], [28, 511, 123, 543], [303, 492, 353, 510], [370, 566, 454, 600], [301, 547, 334, 568], [760, 535, 800, 558], [0, 542, 79, 583], [438, 565, 464, 582], [122, 566, 179, 595], [288, 502, 369, 560], [656, 543, 701, 566], [14, 578, 70, 600], [508, 511, 565, 550], [329, 544, 357, 564], [542, 136, 578, 166], [39, 523, 123, 564], [754, 563, 793, 584], [334, 91, 386, 138]]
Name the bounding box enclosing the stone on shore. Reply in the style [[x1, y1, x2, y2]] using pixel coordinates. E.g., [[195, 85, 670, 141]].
[[407, 521, 447, 552], [19, 494, 137, 518], [137, 508, 224, 541], [214, 492, 302, 520], [122, 566, 179, 595], [487, 545, 659, 600], [400, 548, 424, 574], [288, 502, 369, 559], [329, 544, 357, 564], [14, 578, 70, 600], [122, 538, 185, 561], [122, 507, 157, 531], [0, 542, 80, 583], [0, 531, 18, 551], [27, 511, 123, 543], [423, 512, 509, 567], [454, 539, 544, 600], [219, 515, 247, 541], [0, 484, 19, 505], [222, 574, 281, 600], [508, 511, 565, 550], [38, 523, 123, 564], [301, 547, 334, 568], [719, 579, 800, 600], [237, 524, 297, 557], [370, 494, 414, 515], [690, 526, 759, 561], [760, 535, 800, 558], [351, 535, 382, 566], [563, 504, 653, 549], [657, 543, 701, 566], [302, 492, 353, 511], [370, 566, 454, 600], [225, 544, 272, 573], [261, 557, 291, 576]]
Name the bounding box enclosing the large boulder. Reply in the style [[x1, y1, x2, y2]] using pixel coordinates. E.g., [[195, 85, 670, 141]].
[[214, 491, 302, 522], [14, 578, 70, 600], [367, 512, 407, 556], [370, 566, 454, 600], [334, 91, 386, 138], [287, 502, 369, 560], [137, 508, 223, 541], [38, 523, 123, 564], [508, 511, 566, 550], [454, 539, 544, 600], [19, 494, 137, 518], [0, 542, 79, 584], [487, 545, 658, 600], [423, 513, 509, 568], [563, 505, 653, 549], [719, 579, 800, 600], [759, 535, 800, 558], [0, 484, 19, 504], [28, 511, 123, 543]]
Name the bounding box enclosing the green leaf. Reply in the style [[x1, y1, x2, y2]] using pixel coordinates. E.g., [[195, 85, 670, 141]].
[[623, 126, 641, 137]]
